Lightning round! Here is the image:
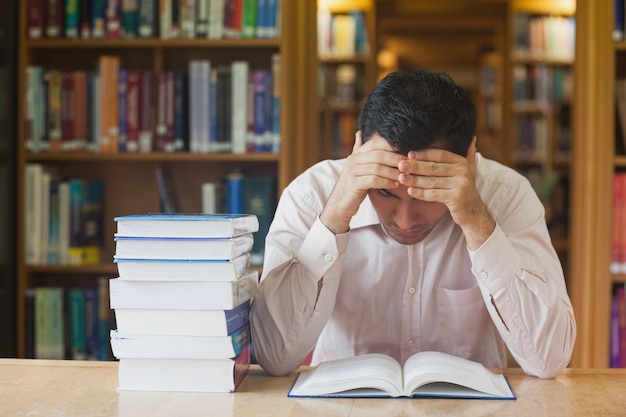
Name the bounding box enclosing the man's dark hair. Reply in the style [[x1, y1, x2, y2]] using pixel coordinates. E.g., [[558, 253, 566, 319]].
[[358, 69, 476, 156]]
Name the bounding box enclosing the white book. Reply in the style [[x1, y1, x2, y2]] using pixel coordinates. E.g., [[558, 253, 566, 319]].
[[288, 351, 516, 400], [109, 269, 258, 310], [114, 253, 250, 281], [201, 182, 217, 214], [231, 60, 249, 153], [114, 300, 250, 336], [114, 234, 254, 260], [25, 164, 43, 265], [110, 325, 249, 359], [115, 213, 259, 238], [117, 346, 249, 392]]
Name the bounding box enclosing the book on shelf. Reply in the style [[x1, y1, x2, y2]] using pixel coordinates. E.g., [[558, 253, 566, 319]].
[[242, 176, 276, 266], [114, 299, 251, 337], [615, 78, 626, 154], [117, 344, 250, 392], [288, 351, 516, 400], [114, 233, 254, 260], [109, 269, 258, 310], [115, 213, 259, 238], [114, 252, 251, 281], [110, 324, 250, 359]]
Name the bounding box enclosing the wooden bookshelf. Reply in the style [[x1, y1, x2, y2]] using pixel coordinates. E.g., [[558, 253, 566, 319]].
[[316, 0, 377, 161], [505, 0, 575, 288], [569, 0, 618, 368], [14, 1, 318, 359]]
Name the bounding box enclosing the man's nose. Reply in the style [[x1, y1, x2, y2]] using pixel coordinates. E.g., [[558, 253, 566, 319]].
[[393, 202, 418, 230]]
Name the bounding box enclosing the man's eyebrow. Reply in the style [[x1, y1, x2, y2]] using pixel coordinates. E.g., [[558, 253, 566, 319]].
[[378, 188, 400, 198]]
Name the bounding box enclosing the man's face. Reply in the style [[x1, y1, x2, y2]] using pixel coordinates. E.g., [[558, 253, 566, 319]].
[[367, 185, 448, 245]]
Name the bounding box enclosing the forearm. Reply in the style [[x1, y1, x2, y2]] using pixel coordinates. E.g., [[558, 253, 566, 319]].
[[250, 218, 348, 376], [471, 225, 576, 378]]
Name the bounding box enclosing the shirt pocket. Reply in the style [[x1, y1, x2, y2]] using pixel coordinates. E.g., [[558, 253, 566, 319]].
[[436, 285, 497, 361]]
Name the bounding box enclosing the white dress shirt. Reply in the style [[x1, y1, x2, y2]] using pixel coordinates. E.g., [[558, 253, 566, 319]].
[[250, 153, 576, 378]]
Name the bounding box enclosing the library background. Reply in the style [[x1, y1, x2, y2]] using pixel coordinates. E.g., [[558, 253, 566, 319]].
[[0, 0, 623, 369]]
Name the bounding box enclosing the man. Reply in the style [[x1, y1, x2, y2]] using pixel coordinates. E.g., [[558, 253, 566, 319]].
[[250, 69, 576, 379]]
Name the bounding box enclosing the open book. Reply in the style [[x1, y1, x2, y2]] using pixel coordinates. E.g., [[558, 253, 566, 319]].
[[288, 351, 516, 399]]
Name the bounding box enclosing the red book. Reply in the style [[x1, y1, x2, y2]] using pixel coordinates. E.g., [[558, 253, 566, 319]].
[[73, 71, 88, 152], [165, 71, 175, 152], [45, 0, 63, 38], [106, 0, 122, 38], [155, 71, 167, 151], [125, 70, 140, 152], [61, 71, 76, 151], [27, 0, 44, 38]]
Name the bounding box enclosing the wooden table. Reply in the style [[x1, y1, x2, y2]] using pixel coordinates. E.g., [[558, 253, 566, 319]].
[[0, 359, 624, 416]]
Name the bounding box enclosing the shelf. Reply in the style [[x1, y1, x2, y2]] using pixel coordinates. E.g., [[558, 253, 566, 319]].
[[26, 264, 118, 275], [24, 152, 281, 163], [615, 155, 626, 167], [319, 55, 370, 64], [512, 50, 574, 66], [25, 38, 282, 49]]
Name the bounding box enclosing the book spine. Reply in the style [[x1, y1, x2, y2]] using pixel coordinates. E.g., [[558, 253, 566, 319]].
[[79, 0, 92, 38], [230, 60, 248, 154], [83, 287, 99, 360], [159, 0, 171, 38], [69, 288, 87, 359], [61, 70, 75, 151], [45, 0, 64, 38], [125, 70, 140, 152], [165, 71, 175, 152], [242, 175, 276, 266], [138, 0, 156, 37], [271, 53, 280, 152], [46, 70, 62, 152], [241, 0, 256, 38], [173, 71, 186, 151], [117, 69, 128, 152], [139, 70, 153, 152], [28, 0, 45, 38], [64, 0, 80, 38], [155, 71, 168, 151], [208, 0, 224, 39], [92, 0, 107, 38], [74, 70, 88, 152], [121, 0, 139, 37], [196, 0, 209, 37], [226, 171, 244, 214], [106, 0, 123, 38]]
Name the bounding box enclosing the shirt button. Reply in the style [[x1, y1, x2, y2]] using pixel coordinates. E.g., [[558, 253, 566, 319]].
[[408, 340, 414, 347], [313, 311, 320, 318], [408, 287, 416, 294], [324, 254, 333, 262], [340, 253, 346, 259], [480, 271, 488, 279]]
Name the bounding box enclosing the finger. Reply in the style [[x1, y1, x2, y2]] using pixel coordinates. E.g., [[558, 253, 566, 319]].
[[352, 130, 363, 152]]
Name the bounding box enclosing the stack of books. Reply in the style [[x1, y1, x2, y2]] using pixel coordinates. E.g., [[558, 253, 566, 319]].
[[109, 213, 259, 392]]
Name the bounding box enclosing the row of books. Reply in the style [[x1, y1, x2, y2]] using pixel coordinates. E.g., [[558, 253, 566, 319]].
[[514, 114, 548, 162], [513, 13, 575, 60], [513, 64, 573, 104], [24, 277, 113, 361], [111, 213, 260, 392], [25, 54, 280, 154], [25, 163, 104, 266], [28, 0, 281, 40], [317, 8, 369, 58], [611, 173, 626, 275], [610, 283, 626, 368]]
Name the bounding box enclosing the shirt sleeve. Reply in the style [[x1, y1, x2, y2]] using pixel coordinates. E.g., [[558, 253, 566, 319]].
[[250, 178, 349, 376], [468, 178, 576, 379]]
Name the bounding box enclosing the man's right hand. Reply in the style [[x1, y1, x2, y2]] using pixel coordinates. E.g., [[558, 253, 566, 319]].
[[320, 131, 406, 234]]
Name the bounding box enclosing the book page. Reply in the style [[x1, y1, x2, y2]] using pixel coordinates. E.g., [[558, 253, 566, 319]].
[[402, 351, 514, 398], [289, 354, 403, 397]]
